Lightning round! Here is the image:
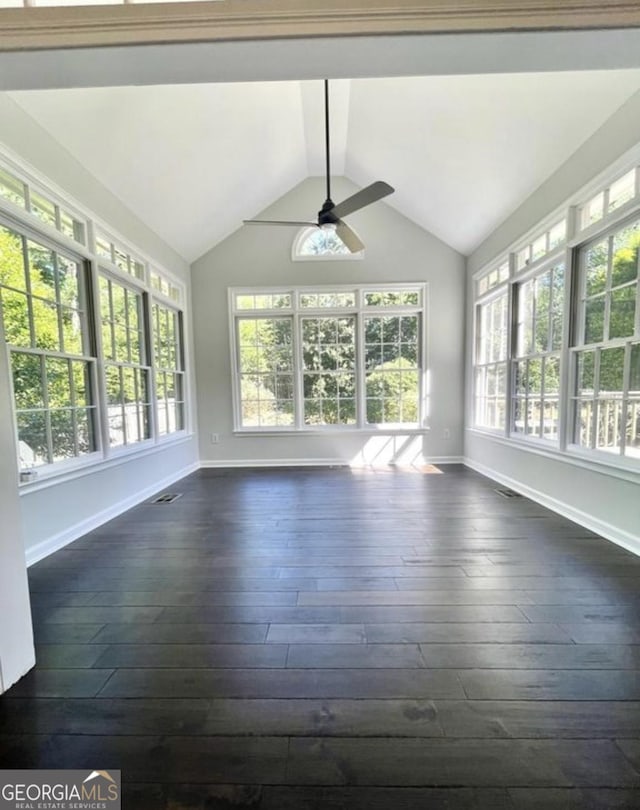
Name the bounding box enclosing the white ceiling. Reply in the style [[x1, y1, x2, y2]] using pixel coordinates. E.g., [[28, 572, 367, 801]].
[[7, 69, 640, 262]]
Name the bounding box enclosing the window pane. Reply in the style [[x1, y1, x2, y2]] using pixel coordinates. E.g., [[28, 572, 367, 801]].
[[599, 346, 625, 393], [364, 290, 419, 307], [584, 297, 605, 344], [28, 241, 57, 302], [1, 288, 31, 346], [30, 191, 57, 229], [611, 222, 639, 286], [300, 292, 355, 308], [32, 298, 60, 350], [51, 408, 76, 462], [582, 192, 604, 228], [59, 209, 85, 244], [550, 266, 565, 351], [46, 357, 72, 407], [17, 410, 49, 468], [0, 167, 26, 208], [0, 225, 27, 291], [608, 170, 636, 213], [11, 352, 44, 409], [585, 240, 608, 297], [609, 285, 636, 339], [549, 220, 566, 250], [76, 408, 96, 455], [534, 271, 551, 353], [575, 399, 595, 448], [297, 228, 352, 256], [577, 350, 596, 395], [238, 317, 294, 427], [517, 280, 533, 356]]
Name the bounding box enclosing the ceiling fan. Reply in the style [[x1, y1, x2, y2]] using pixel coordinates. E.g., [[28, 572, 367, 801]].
[[243, 80, 394, 253]]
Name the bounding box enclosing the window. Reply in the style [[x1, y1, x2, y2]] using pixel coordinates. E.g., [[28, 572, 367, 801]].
[[231, 285, 425, 431], [474, 289, 508, 431], [0, 164, 86, 245], [512, 261, 564, 440], [95, 228, 145, 280], [572, 217, 640, 457], [293, 226, 364, 260], [152, 301, 185, 436], [579, 168, 639, 231], [302, 315, 357, 425], [237, 316, 294, 428], [476, 260, 509, 297], [99, 273, 150, 447], [0, 151, 189, 480], [515, 219, 566, 271], [0, 222, 97, 469]]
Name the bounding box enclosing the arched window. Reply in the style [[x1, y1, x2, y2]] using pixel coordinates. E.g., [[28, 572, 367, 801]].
[[292, 226, 364, 261]]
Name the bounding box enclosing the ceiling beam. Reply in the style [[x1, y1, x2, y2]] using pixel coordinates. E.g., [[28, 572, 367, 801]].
[[1, 0, 640, 52]]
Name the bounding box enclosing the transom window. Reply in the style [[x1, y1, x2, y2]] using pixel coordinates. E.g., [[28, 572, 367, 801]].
[[231, 285, 426, 431], [292, 226, 364, 260]]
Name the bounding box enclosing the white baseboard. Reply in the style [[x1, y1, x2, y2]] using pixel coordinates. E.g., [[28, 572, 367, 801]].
[[25, 461, 200, 567], [200, 456, 464, 469], [200, 458, 347, 468], [464, 456, 640, 558]]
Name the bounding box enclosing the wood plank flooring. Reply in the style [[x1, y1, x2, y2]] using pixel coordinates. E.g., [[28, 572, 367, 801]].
[[2, 464, 640, 808]]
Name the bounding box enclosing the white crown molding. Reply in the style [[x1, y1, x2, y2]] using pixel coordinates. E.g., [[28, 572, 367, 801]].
[[1, 0, 640, 51]]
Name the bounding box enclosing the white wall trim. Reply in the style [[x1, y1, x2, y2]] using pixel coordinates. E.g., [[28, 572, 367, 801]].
[[25, 461, 200, 567], [463, 456, 640, 558], [200, 456, 464, 468]]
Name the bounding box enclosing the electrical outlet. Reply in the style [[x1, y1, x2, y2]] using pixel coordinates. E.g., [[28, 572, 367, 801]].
[[443, 428, 451, 440], [211, 433, 220, 444]]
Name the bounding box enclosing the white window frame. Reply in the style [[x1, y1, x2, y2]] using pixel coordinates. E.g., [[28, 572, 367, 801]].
[[0, 145, 190, 487], [0, 214, 101, 474], [229, 283, 428, 433], [471, 142, 640, 479]]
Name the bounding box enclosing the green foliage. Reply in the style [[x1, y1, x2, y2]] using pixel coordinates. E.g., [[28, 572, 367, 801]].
[[1, 225, 92, 466], [238, 310, 420, 427]]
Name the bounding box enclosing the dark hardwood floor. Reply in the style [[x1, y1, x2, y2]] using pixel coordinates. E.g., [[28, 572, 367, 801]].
[[2, 464, 640, 808]]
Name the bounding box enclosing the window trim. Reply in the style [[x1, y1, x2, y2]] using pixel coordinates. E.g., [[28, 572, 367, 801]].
[[0, 145, 191, 485], [471, 143, 640, 475]]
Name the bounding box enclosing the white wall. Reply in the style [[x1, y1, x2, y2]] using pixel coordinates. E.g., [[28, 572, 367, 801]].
[[0, 316, 35, 693], [0, 94, 200, 561], [191, 176, 466, 467], [465, 90, 640, 553]]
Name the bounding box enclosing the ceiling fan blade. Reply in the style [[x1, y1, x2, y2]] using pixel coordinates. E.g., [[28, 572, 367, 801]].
[[243, 219, 317, 227], [336, 221, 365, 253], [331, 181, 394, 220]]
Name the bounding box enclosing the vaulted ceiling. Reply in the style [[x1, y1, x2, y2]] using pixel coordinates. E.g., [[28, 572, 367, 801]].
[[7, 69, 640, 262]]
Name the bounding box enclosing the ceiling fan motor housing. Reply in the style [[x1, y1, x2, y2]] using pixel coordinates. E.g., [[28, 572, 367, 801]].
[[318, 198, 339, 226]]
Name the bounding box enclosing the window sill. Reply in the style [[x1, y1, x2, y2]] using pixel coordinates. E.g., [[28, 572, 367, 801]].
[[466, 427, 640, 485], [18, 431, 195, 495], [234, 425, 430, 437]]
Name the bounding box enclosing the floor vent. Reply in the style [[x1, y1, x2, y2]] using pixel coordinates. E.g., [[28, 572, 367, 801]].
[[494, 488, 522, 499], [151, 493, 183, 504]]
